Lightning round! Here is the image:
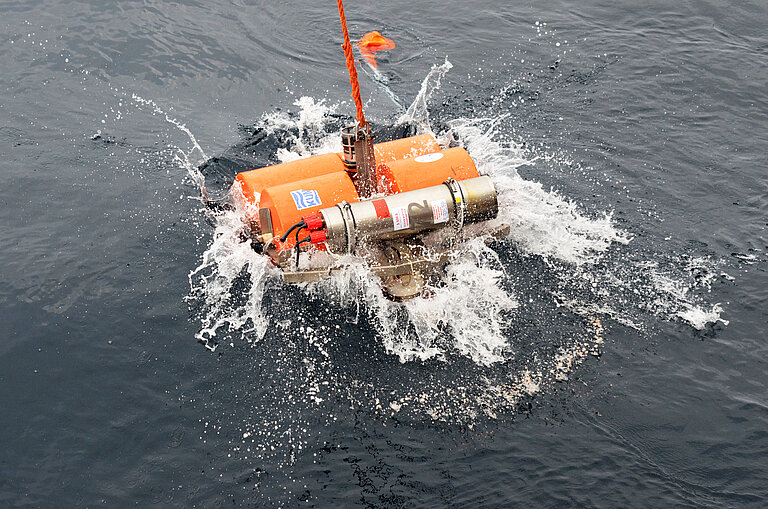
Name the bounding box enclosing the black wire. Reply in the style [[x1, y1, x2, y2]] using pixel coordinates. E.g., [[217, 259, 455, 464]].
[[280, 219, 306, 242], [294, 227, 306, 268], [295, 234, 313, 268]]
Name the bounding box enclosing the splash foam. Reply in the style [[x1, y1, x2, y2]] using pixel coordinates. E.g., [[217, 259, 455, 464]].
[[186, 60, 728, 437]]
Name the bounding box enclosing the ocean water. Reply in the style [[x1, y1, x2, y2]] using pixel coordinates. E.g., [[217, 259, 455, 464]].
[[1, 0, 766, 506]]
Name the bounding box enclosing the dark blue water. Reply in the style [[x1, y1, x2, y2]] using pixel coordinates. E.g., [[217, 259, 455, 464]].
[[2, 1, 767, 506]]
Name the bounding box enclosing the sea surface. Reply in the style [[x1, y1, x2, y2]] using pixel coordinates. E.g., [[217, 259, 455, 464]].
[[1, 0, 767, 507]]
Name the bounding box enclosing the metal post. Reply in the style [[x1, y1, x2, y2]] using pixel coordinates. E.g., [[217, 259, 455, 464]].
[[353, 124, 376, 198]]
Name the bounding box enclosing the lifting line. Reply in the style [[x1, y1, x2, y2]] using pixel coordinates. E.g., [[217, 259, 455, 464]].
[[336, 0, 367, 128]]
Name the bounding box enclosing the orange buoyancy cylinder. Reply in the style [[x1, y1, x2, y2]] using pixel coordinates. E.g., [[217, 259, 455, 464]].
[[377, 147, 480, 194], [235, 152, 347, 202], [373, 133, 440, 164], [259, 171, 359, 244]]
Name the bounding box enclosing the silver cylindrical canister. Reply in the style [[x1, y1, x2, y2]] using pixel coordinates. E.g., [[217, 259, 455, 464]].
[[319, 176, 498, 254]]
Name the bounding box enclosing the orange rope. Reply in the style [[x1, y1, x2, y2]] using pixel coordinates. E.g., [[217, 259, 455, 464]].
[[336, 0, 367, 127]]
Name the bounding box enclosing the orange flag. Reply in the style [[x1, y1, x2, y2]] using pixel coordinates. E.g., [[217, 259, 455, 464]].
[[358, 31, 395, 68]]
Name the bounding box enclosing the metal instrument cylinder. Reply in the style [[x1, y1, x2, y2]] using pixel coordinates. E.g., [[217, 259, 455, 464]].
[[318, 176, 498, 254]]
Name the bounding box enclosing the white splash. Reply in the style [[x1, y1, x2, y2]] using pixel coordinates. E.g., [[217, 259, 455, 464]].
[[187, 204, 276, 351], [398, 58, 453, 131], [402, 241, 517, 364], [446, 116, 632, 266], [188, 59, 727, 384], [648, 264, 729, 329], [305, 238, 517, 366], [262, 97, 342, 161], [189, 57, 638, 365], [130, 93, 209, 196]]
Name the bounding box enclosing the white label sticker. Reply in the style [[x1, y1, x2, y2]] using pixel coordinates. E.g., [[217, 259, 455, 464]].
[[414, 152, 444, 163], [431, 200, 450, 224], [391, 206, 410, 231]]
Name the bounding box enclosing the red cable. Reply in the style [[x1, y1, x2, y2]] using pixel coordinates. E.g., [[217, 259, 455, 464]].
[[336, 0, 367, 127]]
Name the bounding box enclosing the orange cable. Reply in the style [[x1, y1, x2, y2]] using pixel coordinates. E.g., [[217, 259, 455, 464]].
[[336, 0, 367, 127]]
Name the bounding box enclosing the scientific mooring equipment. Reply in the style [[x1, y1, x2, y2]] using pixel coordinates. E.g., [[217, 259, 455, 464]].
[[231, 1, 504, 299]]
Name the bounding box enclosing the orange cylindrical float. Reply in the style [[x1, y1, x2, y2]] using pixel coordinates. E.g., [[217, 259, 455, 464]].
[[235, 152, 346, 203], [373, 133, 440, 164], [377, 147, 479, 194], [258, 172, 359, 245]]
